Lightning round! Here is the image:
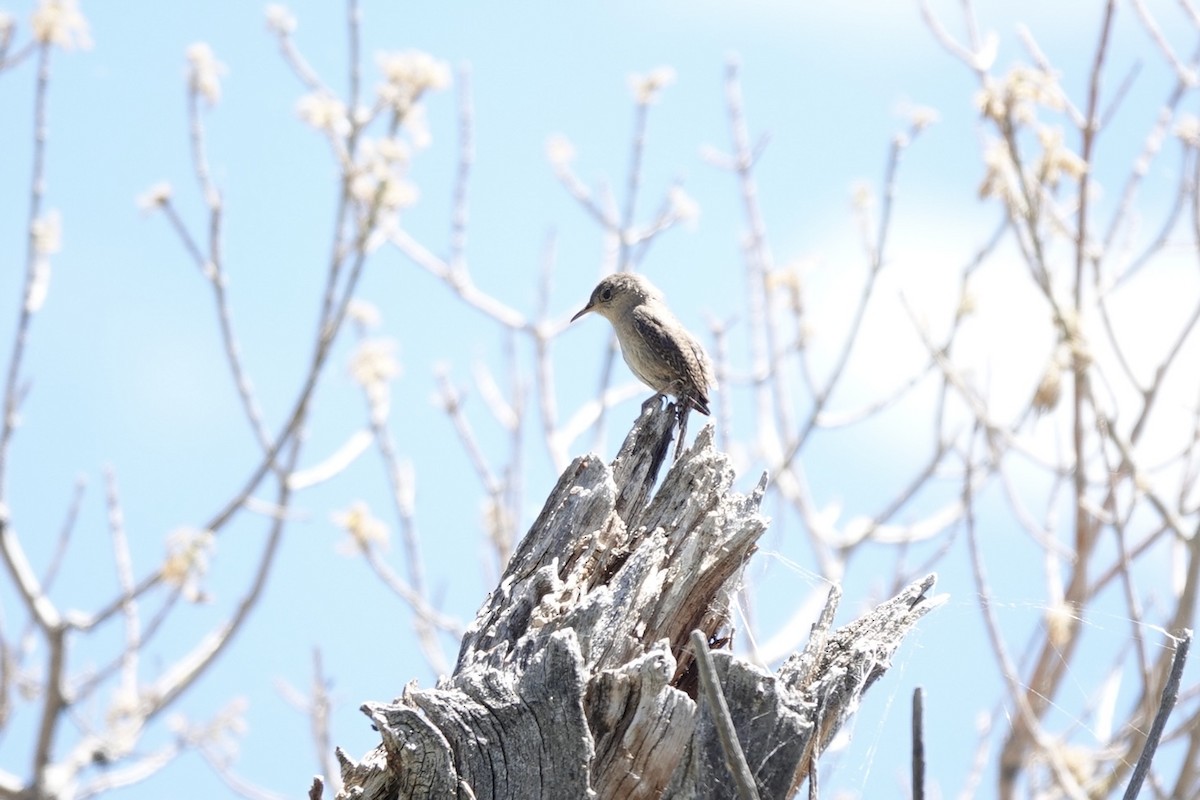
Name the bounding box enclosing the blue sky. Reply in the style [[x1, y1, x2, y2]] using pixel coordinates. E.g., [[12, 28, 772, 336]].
[[1, 1, 1197, 797]]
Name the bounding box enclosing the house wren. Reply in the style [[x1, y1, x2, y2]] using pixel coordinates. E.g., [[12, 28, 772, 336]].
[[571, 273, 714, 416]]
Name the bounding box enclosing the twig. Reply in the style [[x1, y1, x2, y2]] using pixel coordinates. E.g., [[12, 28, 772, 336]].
[[499, 331, 525, 570], [1016, 24, 1085, 128], [388, 229, 526, 329], [708, 315, 734, 454], [533, 232, 565, 468], [1097, 144, 1191, 387], [180, 67, 275, 458], [1103, 416, 1191, 541], [139, 441, 300, 725], [628, 184, 688, 269], [346, 0, 361, 110], [0, 42, 52, 492], [74, 739, 182, 798], [912, 686, 926, 800], [195, 739, 286, 800], [1122, 630, 1192, 799], [550, 159, 620, 231], [587, 333, 618, 454], [360, 546, 461, 636], [919, 0, 989, 73], [963, 435, 1089, 800], [271, 19, 325, 92], [689, 629, 761, 800], [1103, 43, 1199, 272], [1130, 0, 1199, 85], [813, 366, 932, 428], [435, 371, 502, 497], [774, 121, 920, 477], [41, 477, 87, 595], [202, 111, 400, 538], [365, 393, 452, 674], [103, 467, 141, 716], [723, 58, 789, 444], [449, 66, 473, 272], [308, 651, 339, 797], [0, 35, 36, 72], [1101, 60, 1143, 131], [957, 707, 996, 800], [0, 51, 70, 785], [70, 586, 183, 704], [619, 99, 649, 270]]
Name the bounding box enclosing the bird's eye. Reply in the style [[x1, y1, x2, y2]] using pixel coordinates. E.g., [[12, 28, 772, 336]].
[[600, 287, 613, 301]]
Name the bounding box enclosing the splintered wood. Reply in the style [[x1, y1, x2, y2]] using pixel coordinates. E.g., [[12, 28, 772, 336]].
[[335, 405, 943, 800]]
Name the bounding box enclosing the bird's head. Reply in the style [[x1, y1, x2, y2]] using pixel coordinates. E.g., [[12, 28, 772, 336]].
[[571, 273, 661, 323]]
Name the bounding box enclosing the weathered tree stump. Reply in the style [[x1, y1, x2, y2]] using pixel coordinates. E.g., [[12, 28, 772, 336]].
[[329, 404, 943, 799]]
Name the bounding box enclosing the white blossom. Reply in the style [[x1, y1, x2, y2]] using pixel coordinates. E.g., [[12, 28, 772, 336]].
[[31, 0, 90, 49], [909, 105, 940, 131], [265, 4, 296, 35], [162, 528, 214, 603], [971, 32, 999, 72], [850, 181, 874, 211], [346, 299, 382, 330], [1036, 126, 1087, 187], [331, 501, 389, 554], [26, 210, 60, 313], [668, 186, 700, 228], [1044, 601, 1077, 648], [404, 102, 432, 149], [395, 459, 415, 518], [350, 139, 419, 210], [187, 42, 226, 105], [376, 50, 450, 113], [373, 137, 410, 164], [26, 261, 50, 313], [136, 182, 173, 212], [629, 66, 676, 105], [350, 171, 417, 210], [975, 65, 1062, 125], [545, 134, 576, 167], [296, 91, 350, 137], [978, 140, 1027, 216], [349, 337, 400, 388], [1175, 114, 1200, 148], [31, 209, 61, 256]]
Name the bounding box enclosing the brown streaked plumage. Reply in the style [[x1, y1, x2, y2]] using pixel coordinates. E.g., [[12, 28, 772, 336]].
[[571, 273, 714, 415]]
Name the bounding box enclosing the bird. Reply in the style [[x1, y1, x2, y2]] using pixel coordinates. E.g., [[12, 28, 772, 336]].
[[571, 272, 714, 417]]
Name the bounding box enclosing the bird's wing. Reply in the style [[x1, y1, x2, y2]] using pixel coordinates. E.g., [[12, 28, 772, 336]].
[[630, 306, 712, 415]]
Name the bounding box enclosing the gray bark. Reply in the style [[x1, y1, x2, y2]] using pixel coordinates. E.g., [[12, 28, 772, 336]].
[[331, 405, 943, 799]]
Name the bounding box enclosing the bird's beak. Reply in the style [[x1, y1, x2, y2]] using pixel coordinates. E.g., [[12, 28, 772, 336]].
[[570, 303, 593, 323]]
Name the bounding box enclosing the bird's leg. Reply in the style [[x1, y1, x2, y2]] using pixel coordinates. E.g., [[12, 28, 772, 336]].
[[649, 380, 691, 460]]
